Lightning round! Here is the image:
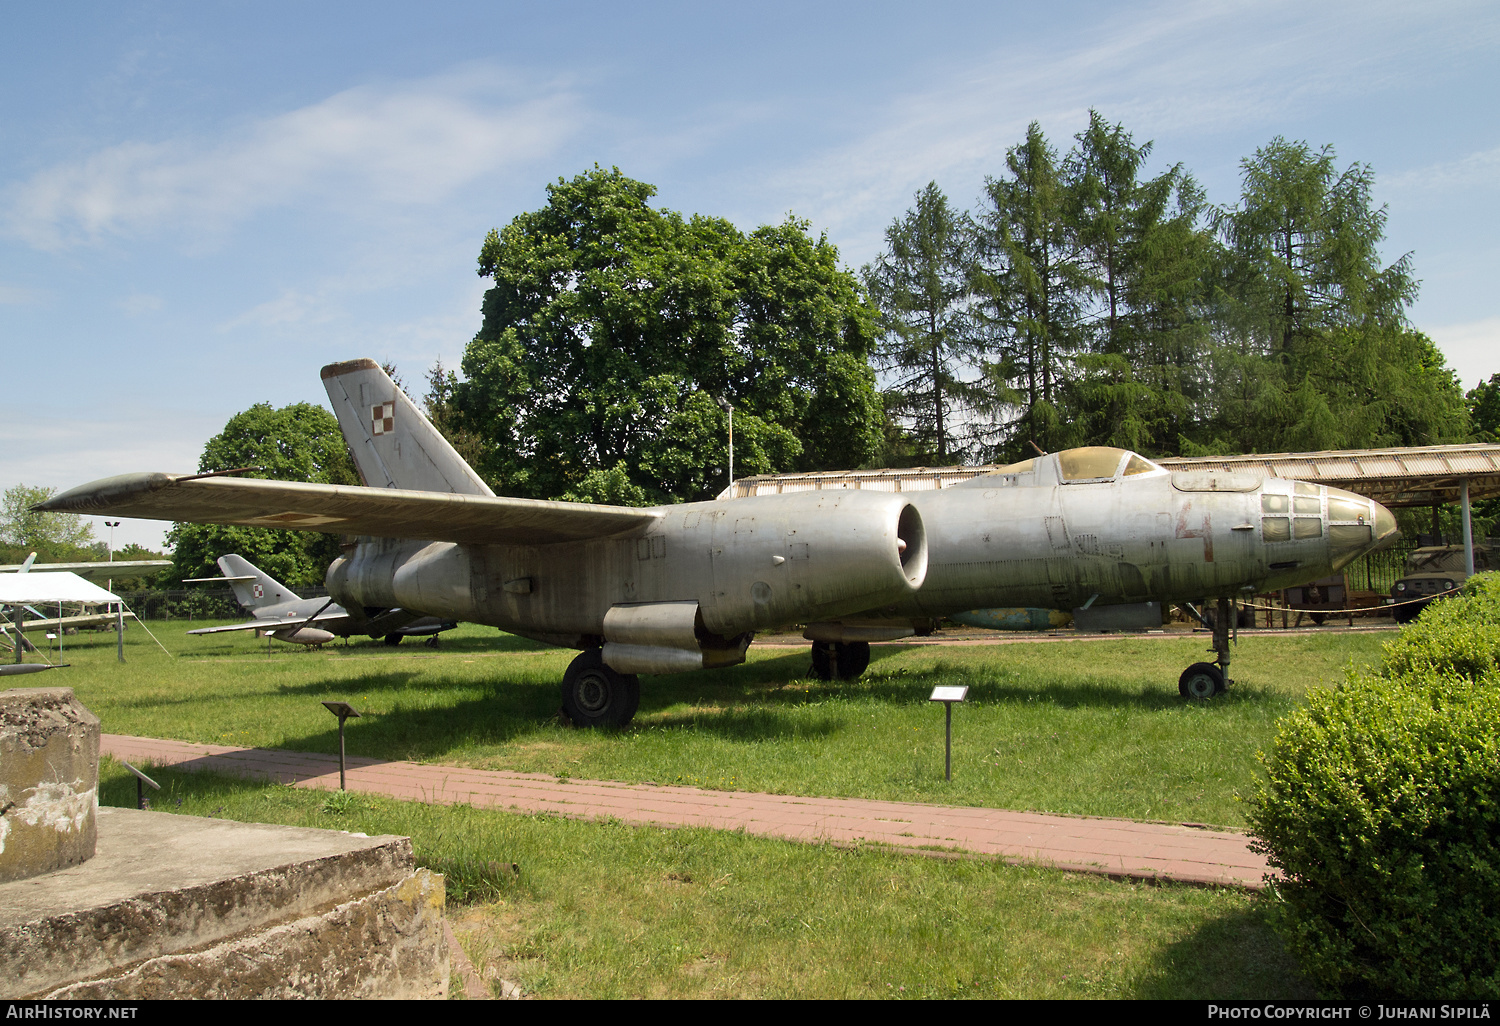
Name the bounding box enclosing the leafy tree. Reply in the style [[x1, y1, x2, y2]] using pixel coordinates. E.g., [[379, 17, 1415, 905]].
[[167, 402, 359, 590], [449, 167, 882, 504], [1469, 373, 1500, 443], [1203, 138, 1464, 452], [0, 484, 96, 563], [862, 182, 980, 464]]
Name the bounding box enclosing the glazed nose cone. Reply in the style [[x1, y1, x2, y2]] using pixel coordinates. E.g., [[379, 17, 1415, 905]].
[[1372, 500, 1400, 552], [1327, 487, 1401, 569]]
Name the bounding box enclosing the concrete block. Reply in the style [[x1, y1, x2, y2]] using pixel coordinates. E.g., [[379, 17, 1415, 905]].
[[0, 687, 100, 883], [1, 807, 447, 999]]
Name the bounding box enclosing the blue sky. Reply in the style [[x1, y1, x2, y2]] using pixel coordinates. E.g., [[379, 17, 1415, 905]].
[[4, 1, 1498, 549]]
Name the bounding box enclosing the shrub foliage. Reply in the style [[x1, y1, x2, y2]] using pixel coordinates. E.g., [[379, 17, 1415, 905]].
[[1246, 574, 1500, 996]]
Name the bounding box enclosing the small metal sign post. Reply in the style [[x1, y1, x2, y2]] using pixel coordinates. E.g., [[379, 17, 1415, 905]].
[[928, 685, 969, 781], [321, 701, 361, 790], [120, 760, 160, 810]]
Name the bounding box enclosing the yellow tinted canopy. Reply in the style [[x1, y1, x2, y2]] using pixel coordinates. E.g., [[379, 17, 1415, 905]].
[[1057, 447, 1158, 481]]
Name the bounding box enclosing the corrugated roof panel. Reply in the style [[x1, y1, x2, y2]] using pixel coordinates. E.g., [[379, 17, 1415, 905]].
[[1446, 455, 1500, 473], [1397, 456, 1453, 475]]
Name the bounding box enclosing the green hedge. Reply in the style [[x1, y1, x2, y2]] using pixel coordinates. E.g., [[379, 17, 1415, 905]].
[[1245, 573, 1500, 997]]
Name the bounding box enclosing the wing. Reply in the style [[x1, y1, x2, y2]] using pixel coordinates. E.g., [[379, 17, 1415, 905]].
[[36, 473, 661, 545], [187, 612, 351, 636], [0, 560, 173, 581]]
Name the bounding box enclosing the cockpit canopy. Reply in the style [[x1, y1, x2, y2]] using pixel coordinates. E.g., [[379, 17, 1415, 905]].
[[983, 446, 1163, 484]]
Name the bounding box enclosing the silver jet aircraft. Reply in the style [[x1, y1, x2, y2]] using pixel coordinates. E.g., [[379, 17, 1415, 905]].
[[183, 553, 456, 648], [38, 359, 1399, 726]]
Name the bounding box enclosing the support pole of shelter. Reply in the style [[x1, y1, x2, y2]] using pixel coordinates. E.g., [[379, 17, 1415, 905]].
[[1461, 478, 1475, 578], [116, 603, 125, 663]]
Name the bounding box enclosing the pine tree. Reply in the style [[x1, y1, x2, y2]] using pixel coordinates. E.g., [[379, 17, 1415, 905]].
[[862, 182, 978, 464], [972, 122, 1086, 458]]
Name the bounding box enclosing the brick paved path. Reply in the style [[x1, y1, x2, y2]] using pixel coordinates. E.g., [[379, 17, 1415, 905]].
[[102, 734, 1274, 890]]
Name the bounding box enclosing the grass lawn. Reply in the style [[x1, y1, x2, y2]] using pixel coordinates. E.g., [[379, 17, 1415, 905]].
[[56, 619, 1392, 827], [44, 619, 1387, 998], [97, 760, 1316, 999]]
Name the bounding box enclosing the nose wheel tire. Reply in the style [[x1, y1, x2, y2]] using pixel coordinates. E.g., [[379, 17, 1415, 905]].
[[561, 649, 641, 728], [1179, 662, 1225, 699]]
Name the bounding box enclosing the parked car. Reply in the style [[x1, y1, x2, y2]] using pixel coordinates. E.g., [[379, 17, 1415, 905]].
[[1388, 543, 1491, 624]]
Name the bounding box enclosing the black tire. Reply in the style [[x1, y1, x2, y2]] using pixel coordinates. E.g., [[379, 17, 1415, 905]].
[[836, 641, 871, 679], [424, 635, 440, 649], [1392, 600, 1424, 625], [810, 641, 834, 680], [1179, 661, 1225, 699], [1309, 613, 1327, 626], [810, 641, 870, 680], [560, 649, 641, 728], [383, 633, 403, 646]]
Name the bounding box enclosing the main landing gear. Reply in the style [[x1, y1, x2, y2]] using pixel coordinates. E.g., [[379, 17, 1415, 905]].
[[809, 640, 870, 681], [560, 649, 641, 729], [1180, 596, 1234, 699]]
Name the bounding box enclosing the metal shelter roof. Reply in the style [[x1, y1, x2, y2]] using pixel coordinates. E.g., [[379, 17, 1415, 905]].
[[720, 443, 1500, 509], [1154, 444, 1500, 508]]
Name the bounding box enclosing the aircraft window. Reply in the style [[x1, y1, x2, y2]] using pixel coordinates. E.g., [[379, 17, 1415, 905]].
[[1263, 517, 1291, 542], [1294, 496, 1321, 514], [1262, 494, 1289, 514], [1330, 524, 1372, 548], [1122, 454, 1160, 476], [1295, 481, 1320, 497], [1294, 517, 1322, 539], [1058, 447, 1128, 481], [1329, 498, 1369, 523]]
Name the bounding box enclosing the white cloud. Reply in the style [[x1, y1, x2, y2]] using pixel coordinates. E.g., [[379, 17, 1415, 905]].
[[761, 0, 1498, 263], [1384, 146, 1500, 195], [4, 67, 583, 251], [1428, 317, 1500, 390], [0, 283, 42, 304], [118, 293, 163, 315]]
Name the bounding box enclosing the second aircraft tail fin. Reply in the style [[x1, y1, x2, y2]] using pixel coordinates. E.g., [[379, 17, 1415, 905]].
[[217, 554, 300, 611]]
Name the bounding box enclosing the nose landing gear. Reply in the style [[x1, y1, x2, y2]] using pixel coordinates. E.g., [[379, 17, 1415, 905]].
[[1180, 596, 1234, 699]]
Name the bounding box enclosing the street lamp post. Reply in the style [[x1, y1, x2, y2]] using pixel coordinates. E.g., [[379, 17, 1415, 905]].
[[105, 521, 122, 662], [716, 397, 734, 491]]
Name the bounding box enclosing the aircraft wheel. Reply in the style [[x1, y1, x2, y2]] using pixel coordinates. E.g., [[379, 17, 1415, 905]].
[[424, 635, 440, 649], [561, 649, 641, 729], [1179, 662, 1224, 700], [836, 641, 871, 679], [1309, 613, 1327, 626], [384, 634, 403, 646], [810, 642, 834, 680]]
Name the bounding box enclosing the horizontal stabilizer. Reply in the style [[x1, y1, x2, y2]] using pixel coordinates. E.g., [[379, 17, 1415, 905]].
[[38, 473, 662, 545], [187, 611, 349, 636]]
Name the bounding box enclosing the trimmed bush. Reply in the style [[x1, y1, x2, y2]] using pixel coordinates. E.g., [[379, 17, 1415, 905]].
[[1246, 573, 1500, 997]]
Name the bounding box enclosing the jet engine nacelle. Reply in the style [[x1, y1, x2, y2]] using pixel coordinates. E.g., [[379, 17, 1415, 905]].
[[700, 495, 928, 634]]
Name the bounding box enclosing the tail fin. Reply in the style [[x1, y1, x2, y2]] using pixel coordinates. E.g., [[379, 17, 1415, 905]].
[[320, 358, 494, 495], [217, 554, 300, 610]]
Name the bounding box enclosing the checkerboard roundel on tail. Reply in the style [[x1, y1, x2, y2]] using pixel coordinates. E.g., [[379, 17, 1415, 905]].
[[320, 359, 494, 496]]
